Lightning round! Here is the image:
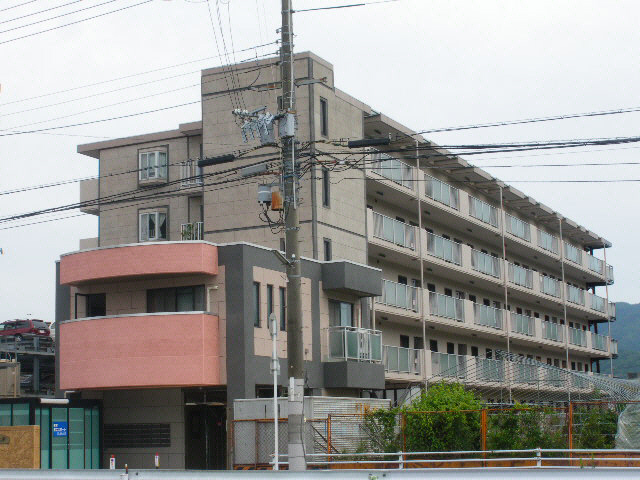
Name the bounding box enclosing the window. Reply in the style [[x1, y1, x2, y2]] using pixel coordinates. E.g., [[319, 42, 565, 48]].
[[267, 285, 274, 322], [458, 344, 467, 356], [469, 294, 477, 303], [279, 287, 286, 331], [86, 293, 106, 317], [414, 337, 424, 350], [329, 300, 353, 327], [444, 288, 453, 297], [398, 276, 407, 285], [147, 285, 205, 313], [323, 238, 332, 261], [429, 340, 438, 352], [486, 348, 493, 359], [471, 346, 479, 357], [279, 238, 286, 252], [400, 335, 409, 348], [446, 342, 455, 354], [253, 282, 260, 327], [139, 212, 167, 241], [139, 151, 167, 181], [319, 97, 328, 137], [427, 283, 436, 293], [322, 167, 330, 207]]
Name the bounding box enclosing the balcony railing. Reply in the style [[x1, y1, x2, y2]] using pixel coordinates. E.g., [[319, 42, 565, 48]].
[[587, 254, 604, 275], [591, 332, 608, 352], [511, 312, 535, 336], [505, 214, 531, 242], [431, 352, 465, 378], [564, 242, 582, 265], [568, 327, 587, 347], [378, 279, 419, 312], [327, 326, 382, 363], [426, 232, 461, 265], [537, 230, 559, 254], [515, 363, 538, 384], [542, 321, 564, 342], [566, 285, 585, 306], [424, 174, 459, 210], [371, 152, 414, 190], [540, 275, 561, 298], [429, 292, 464, 322], [372, 211, 416, 250], [507, 263, 533, 289], [471, 250, 500, 278], [180, 221, 203, 241], [546, 368, 564, 386], [611, 339, 618, 355], [384, 345, 422, 375], [474, 304, 503, 330], [589, 293, 606, 313], [180, 160, 203, 187], [475, 357, 504, 382], [609, 302, 616, 318], [469, 196, 499, 227], [606, 265, 614, 283]]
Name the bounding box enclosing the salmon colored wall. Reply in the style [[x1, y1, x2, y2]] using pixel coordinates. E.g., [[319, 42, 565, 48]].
[[59, 313, 221, 389], [60, 243, 218, 285]]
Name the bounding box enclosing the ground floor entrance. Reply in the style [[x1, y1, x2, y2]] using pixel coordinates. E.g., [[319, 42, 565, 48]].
[[184, 388, 227, 470]]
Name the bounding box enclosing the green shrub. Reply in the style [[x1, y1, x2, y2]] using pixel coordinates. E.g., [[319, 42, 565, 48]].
[[573, 406, 619, 449]]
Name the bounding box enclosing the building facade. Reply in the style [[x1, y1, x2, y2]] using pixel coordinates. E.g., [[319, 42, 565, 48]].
[[56, 52, 617, 467]]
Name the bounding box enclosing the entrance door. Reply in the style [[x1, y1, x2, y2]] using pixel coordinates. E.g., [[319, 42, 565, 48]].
[[184, 405, 226, 470]]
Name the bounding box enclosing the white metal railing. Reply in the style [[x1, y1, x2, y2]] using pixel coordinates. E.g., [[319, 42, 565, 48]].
[[568, 326, 587, 347], [537, 230, 559, 254], [475, 357, 504, 382], [431, 352, 465, 378], [564, 242, 582, 264], [327, 326, 382, 363], [471, 250, 500, 278], [609, 302, 616, 318], [372, 211, 416, 250], [424, 174, 459, 210], [611, 339, 618, 355], [383, 345, 422, 375], [540, 275, 561, 297], [370, 151, 414, 190], [181, 160, 203, 186], [505, 213, 531, 242], [511, 312, 535, 336], [429, 292, 464, 322], [426, 232, 461, 265], [468, 196, 499, 227], [566, 284, 585, 306], [591, 332, 608, 352], [606, 264, 614, 283], [180, 221, 203, 240], [473, 303, 503, 330], [541, 320, 564, 342], [377, 279, 419, 312], [589, 292, 606, 313], [507, 263, 533, 289], [587, 253, 604, 274]]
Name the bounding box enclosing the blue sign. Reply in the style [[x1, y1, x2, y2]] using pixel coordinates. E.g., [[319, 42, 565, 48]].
[[52, 421, 68, 437]]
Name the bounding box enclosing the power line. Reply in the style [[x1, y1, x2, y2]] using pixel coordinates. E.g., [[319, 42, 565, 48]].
[[0, 0, 82, 25], [0, 0, 118, 35], [294, 0, 399, 13], [0, 0, 154, 46], [0, 0, 39, 13]]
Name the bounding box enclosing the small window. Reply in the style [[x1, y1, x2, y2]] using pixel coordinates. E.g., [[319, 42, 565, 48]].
[[446, 342, 455, 354], [323, 238, 332, 261], [147, 285, 204, 313], [139, 151, 167, 181], [486, 348, 493, 359], [400, 335, 409, 348], [471, 346, 479, 357], [86, 293, 106, 317], [429, 340, 438, 352], [444, 288, 453, 297], [280, 238, 286, 252], [279, 287, 286, 331], [469, 294, 477, 303], [413, 337, 424, 350], [398, 276, 407, 285], [319, 97, 328, 137], [253, 282, 261, 327], [329, 300, 353, 327], [458, 344, 467, 356], [427, 283, 436, 293], [139, 211, 167, 242], [267, 285, 274, 322], [322, 167, 330, 207]]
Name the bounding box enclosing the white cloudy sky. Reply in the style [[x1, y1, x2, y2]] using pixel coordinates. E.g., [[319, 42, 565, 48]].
[[1, 0, 638, 321]]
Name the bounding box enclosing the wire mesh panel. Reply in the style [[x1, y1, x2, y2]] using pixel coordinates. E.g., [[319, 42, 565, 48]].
[[487, 408, 568, 451]]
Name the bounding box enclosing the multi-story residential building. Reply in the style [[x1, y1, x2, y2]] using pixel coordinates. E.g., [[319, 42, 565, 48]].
[[55, 52, 617, 468]]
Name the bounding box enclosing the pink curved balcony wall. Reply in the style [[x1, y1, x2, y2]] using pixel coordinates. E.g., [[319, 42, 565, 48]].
[[59, 313, 221, 390], [60, 242, 218, 285]]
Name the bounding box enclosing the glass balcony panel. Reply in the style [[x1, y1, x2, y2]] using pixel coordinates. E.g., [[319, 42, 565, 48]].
[[540, 276, 560, 297], [328, 326, 382, 363], [370, 335, 382, 362], [567, 285, 585, 305], [424, 174, 459, 210], [588, 254, 604, 274], [564, 242, 582, 264], [398, 348, 410, 373], [591, 294, 605, 313], [506, 214, 531, 242], [329, 329, 344, 358], [538, 230, 559, 254]]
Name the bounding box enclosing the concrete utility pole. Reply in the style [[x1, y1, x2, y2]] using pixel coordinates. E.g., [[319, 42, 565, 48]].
[[280, 0, 306, 471]]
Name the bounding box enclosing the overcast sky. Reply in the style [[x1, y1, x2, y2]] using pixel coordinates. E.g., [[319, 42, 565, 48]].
[[1, 0, 638, 321]]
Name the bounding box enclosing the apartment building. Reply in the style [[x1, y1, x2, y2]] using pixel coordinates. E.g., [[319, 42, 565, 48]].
[[55, 52, 617, 467]]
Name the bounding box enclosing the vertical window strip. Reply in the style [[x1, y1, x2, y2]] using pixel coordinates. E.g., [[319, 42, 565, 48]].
[[253, 282, 260, 327]]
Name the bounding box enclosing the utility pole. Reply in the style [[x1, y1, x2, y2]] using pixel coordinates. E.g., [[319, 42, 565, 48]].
[[280, 0, 306, 471]]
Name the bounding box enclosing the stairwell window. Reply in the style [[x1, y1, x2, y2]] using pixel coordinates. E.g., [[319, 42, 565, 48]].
[[139, 150, 168, 182], [139, 211, 167, 241], [320, 97, 329, 137], [253, 282, 261, 327]]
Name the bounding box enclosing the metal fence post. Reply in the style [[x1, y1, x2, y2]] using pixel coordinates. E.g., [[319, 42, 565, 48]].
[[481, 408, 487, 466], [327, 414, 332, 464], [398, 451, 404, 469], [536, 447, 542, 468]]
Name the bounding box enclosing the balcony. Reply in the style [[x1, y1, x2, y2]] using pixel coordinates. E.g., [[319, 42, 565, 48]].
[[426, 232, 461, 265], [181, 160, 203, 187], [505, 214, 531, 242], [475, 357, 505, 382], [564, 242, 582, 265], [429, 292, 464, 322], [377, 279, 420, 312], [541, 320, 564, 343], [473, 304, 503, 330], [540, 275, 561, 298], [469, 196, 499, 228], [511, 312, 535, 336], [181, 221, 203, 241], [370, 152, 414, 190], [537, 230, 559, 255], [372, 211, 416, 250], [587, 254, 605, 275], [566, 284, 585, 306], [431, 352, 465, 378], [514, 363, 539, 384], [424, 174, 459, 210], [611, 339, 618, 356], [327, 326, 382, 363], [568, 327, 587, 347], [471, 250, 500, 278], [591, 332, 608, 352], [383, 345, 422, 375], [59, 312, 220, 390]]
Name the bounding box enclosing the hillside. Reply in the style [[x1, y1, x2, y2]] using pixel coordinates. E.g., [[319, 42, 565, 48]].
[[598, 302, 640, 377]]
